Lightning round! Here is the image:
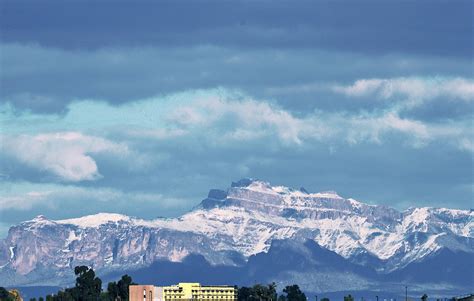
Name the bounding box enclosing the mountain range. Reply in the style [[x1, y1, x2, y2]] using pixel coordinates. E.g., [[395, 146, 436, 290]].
[[1, 179, 473, 295]]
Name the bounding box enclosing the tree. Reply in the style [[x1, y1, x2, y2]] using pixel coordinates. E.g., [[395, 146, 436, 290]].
[[30, 266, 135, 301], [268, 283, 278, 301], [0, 287, 14, 301], [344, 295, 354, 301], [107, 282, 119, 301], [117, 275, 135, 301], [71, 266, 102, 301], [254, 283, 277, 301], [100, 292, 110, 301], [8, 290, 22, 301], [282, 285, 306, 301], [238, 286, 253, 301], [56, 289, 74, 301], [321, 298, 330, 301], [106, 274, 135, 301], [421, 294, 428, 301], [238, 284, 277, 301]]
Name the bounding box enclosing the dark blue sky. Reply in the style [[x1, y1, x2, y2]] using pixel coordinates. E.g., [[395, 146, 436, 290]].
[[2, 1, 472, 55], [0, 0, 473, 237]]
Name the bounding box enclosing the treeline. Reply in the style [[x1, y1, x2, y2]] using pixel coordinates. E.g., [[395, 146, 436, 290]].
[[237, 283, 307, 301], [1, 265, 431, 301], [0, 266, 312, 301], [8, 266, 134, 301]]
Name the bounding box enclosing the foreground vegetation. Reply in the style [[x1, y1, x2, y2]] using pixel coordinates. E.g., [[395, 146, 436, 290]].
[[0, 266, 453, 301], [237, 283, 306, 301], [1, 266, 133, 301], [0, 288, 22, 301], [0, 266, 307, 301]]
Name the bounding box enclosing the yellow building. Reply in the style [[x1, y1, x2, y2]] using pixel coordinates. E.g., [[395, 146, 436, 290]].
[[129, 283, 237, 301]]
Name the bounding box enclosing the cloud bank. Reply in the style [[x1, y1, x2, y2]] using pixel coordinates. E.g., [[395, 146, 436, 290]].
[[1, 85, 472, 189]]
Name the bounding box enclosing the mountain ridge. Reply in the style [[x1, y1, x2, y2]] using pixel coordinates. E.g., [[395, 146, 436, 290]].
[[1, 178, 472, 291]]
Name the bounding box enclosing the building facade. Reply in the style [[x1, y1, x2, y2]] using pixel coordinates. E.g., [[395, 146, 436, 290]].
[[129, 283, 237, 301]]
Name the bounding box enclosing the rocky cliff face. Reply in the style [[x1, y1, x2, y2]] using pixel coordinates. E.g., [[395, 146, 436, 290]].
[[1, 179, 472, 287]]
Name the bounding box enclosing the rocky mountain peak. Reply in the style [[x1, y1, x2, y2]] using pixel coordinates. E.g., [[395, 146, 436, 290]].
[[231, 178, 257, 187], [23, 215, 56, 228], [30, 215, 50, 222]]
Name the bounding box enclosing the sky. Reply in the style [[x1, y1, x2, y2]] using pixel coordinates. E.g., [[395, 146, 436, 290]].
[[0, 0, 473, 238]]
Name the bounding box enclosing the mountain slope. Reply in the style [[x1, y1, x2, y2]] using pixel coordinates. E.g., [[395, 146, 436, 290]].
[[101, 239, 378, 293]]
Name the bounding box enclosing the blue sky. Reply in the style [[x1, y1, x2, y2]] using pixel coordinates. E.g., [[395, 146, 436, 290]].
[[0, 0, 473, 237]]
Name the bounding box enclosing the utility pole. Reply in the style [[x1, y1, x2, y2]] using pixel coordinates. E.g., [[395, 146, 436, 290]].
[[377, 295, 379, 301], [405, 286, 408, 301], [315, 295, 318, 301]]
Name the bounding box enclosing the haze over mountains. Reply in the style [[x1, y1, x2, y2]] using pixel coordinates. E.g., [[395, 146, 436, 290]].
[[1, 179, 472, 294]]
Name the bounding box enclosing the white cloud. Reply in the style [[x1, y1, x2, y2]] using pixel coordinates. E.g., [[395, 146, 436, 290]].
[[0, 88, 472, 221], [344, 112, 430, 145], [2, 88, 472, 188], [0, 182, 188, 212], [125, 128, 187, 140], [164, 94, 471, 151], [264, 82, 326, 95], [332, 77, 474, 108], [169, 96, 328, 145], [459, 139, 474, 153], [2, 87, 470, 152], [0, 191, 52, 210], [2, 132, 129, 182]]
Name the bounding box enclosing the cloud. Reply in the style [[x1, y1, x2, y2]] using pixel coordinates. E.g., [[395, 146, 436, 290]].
[[459, 139, 474, 153], [2, 132, 129, 182], [0, 182, 186, 213], [1, 89, 472, 223], [2, 1, 471, 58], [160, 92, 471, 151], [1, 0, 473, 234], [332, 77, 474, 109], [344, 112, 430, 145], [2, 89, 471, 153], [168, 96, 326, 145], [0, 181, 190, 236], [2, 43, 472, 115], [0, 191, 51, 211]]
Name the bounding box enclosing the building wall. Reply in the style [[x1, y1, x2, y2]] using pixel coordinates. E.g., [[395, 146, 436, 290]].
[[163, 283, 237, 301], [130, 283, 237, 301], [154, 287, 164, 301], [130, 285, 156, 301]]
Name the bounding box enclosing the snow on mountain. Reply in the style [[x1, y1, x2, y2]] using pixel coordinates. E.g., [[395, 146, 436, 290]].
[[0, 178, 472, 287], [57, 213, 132, 228]]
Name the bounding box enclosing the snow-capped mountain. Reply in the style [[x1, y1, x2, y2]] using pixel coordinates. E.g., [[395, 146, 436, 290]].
[[1, 179, 472, 291]]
